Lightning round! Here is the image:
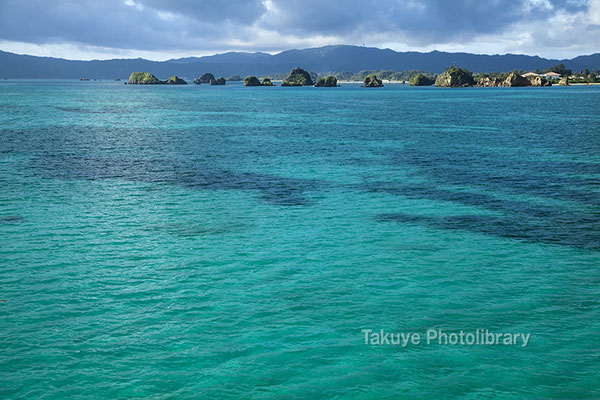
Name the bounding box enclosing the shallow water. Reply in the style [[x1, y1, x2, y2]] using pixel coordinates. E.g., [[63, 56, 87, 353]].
[[1, 80, 599, 399]]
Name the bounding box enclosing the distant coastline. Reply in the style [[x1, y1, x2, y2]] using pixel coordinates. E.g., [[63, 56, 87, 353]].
[[121, 65, 598, 88], [1, 45, 599, 80]]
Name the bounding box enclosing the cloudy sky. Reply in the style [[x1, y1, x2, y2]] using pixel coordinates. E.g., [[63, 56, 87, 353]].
[[0, 0, 599, 60]]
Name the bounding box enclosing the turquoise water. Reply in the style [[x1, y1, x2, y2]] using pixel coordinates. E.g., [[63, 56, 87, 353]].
[[0, 80, 599, 399]]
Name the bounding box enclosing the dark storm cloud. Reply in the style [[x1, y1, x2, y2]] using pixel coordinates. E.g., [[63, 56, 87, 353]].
[[141, 0, 266, 23], [0, 0, 593, 51], [265, 0, 588, 41]]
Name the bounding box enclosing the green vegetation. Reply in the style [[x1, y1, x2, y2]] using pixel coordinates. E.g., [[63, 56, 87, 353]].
[[165, 75, 187, 85], [261, 78, 275, 86], [568, 72, 600, 84], [226, 74, 242, 81], [244, 76, 261, 86], [435, 66, 476, 87], [314, 76, 338, 87], [210, 77, 226, 85], [362, 75, 383, 87], [281, 67, 314, 86], [409, 73, 435, 86], [128, 72, 161, 84]]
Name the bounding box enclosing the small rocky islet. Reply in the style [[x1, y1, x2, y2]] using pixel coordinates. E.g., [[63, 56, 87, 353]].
[[409, 73, 435, 86], [243, 76, 262, 86], [194, 73, 215, 84], [314, 76, 338, 87], [128, 72, 187, 85], [362, 75, 384, 87], [435, 67, 476, 87], [210, 77, 227, 85], [281, 68, 314, 86]]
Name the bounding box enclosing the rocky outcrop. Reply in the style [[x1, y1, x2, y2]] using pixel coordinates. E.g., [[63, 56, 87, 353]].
[[128, 72, 161, 84], [502, 72, 532, 87], [195, 73, 215, 84], [314, 76, 338, 87], [363, 75, 383, 87], [281, 67, 314, 86], [435, 67, 476, 87], [559, 77, 569, 86], [165, 75, 187, 84], [409, 73, 435, 86], [244, 76, 261, 86], [210, 77, 226, 85], [525, 75, 551, 87], [476, 77, 503, 87], [261, 78, 275, 86]]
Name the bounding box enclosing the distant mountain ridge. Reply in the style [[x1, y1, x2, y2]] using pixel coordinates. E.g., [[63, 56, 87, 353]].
[[1, 45, 599, 79]]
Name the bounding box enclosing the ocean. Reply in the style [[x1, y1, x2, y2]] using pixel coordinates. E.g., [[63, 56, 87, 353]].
[[1, 80, 599, 399]]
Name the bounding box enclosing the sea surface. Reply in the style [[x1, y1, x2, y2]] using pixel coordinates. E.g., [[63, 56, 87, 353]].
[[0, 80, 599, 399]]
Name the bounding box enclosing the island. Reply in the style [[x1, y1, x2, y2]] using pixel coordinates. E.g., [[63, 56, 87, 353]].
[[210, 77, 226, 85], [261, 78, 275, 86], [435, 66, 476, 87], [362, 75, 383, 87], [244, 76, 261, 86], [165, 75, 187, 84], [127, 72, 187, 85], [128, 72, 162, 84], [314, 76, 338, 87], [194, 73, 215, 84], [281, 68, 314, 86], [409, 73, 435, 86]]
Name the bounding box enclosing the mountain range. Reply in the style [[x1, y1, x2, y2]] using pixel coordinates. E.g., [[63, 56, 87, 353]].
[[1, 45, 599, 79]]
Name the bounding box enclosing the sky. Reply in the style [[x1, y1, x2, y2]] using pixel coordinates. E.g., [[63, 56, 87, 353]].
[[0, 0, 599, 60]]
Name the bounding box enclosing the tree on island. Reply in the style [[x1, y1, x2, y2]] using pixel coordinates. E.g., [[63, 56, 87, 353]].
[[281, 67, 314, 86], [261, 78, 275, 86], [544, 63, 571, 76], [314, 76, 338, 87]]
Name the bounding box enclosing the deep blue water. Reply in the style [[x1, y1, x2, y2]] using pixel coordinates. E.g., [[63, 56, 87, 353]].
[[1, 80, 599, 399]]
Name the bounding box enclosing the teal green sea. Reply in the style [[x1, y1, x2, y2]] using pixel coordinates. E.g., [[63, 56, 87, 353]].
[[0, 80, 599, 399]]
